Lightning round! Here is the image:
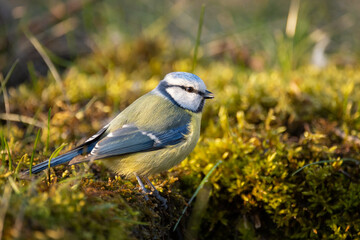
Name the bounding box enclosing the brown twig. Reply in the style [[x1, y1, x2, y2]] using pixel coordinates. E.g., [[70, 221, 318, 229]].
[[0, 113, 45, 129]]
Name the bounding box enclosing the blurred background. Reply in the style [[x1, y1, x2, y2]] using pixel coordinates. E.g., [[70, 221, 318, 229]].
[[1, 0, 360, 87], [1, 1, 360, 239]]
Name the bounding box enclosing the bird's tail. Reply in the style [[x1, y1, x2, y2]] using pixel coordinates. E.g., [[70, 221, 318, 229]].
[[23, 149, 81, 175]]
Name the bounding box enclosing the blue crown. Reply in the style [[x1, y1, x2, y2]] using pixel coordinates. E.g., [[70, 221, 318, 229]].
[[166, 72, 202, 82]]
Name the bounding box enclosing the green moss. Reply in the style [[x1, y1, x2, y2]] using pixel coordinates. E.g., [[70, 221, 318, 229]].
[[178, 66, 360, 239], [1, 39, 360, 239]]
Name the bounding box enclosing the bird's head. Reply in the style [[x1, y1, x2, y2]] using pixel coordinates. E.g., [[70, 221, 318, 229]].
[[156, 72, 214, 113]]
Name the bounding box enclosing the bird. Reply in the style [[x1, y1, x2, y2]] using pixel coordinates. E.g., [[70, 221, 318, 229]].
[[22, 72, 214, 206]]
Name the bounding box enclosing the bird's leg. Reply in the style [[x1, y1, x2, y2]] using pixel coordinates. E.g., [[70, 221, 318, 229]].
[[134, 173, 150, 200], [144, 177, 167, 207]]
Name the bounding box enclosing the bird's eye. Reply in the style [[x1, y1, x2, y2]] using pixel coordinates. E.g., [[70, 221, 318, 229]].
[[185, 87, 194, 93]]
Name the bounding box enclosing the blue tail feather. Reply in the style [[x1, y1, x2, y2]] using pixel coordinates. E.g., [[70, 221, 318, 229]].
[[25, 141, 98, 175], [22, 127, 105, 176], [28, 149, 81, 174]]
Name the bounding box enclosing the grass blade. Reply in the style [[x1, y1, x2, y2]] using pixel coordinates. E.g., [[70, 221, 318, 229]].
[[291, 158, 360, 176], [173, 160, 222, 232], [7, 176, 20, 194], [45, 108, 51, 154], [3, 137, 12, 171], [23, 28, 70, 105], [286, 0, 300, 38], [47, 143, 68, 184], [191, 4, 206, 73], [15, 154, 27, 175], [0, 132, 4, 164], [0, 185, 12, 240], [1, 60, 19, 131], [29, 129, 41, 177], [3, 60, 19, 85], [48, 143, 68, 170]]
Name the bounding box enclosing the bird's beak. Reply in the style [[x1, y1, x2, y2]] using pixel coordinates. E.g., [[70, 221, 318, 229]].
[[204, 90, 214, 99]]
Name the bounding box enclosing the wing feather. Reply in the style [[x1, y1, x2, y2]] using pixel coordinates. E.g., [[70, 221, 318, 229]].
[[89, 124, 189, 160]]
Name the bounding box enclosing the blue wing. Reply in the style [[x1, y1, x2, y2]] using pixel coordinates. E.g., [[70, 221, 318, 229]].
[[22, 124, 109, 175], [88, 124, 189, 160], [22, 122, 189, 175]]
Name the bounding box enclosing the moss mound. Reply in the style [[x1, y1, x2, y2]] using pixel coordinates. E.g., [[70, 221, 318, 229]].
[[1, 40, 360, 239]]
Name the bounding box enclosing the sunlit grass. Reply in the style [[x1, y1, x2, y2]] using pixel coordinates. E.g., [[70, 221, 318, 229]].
[[1, 45, 360, 239], [29, 129, 41, 177], [1, 1, 360, 238]]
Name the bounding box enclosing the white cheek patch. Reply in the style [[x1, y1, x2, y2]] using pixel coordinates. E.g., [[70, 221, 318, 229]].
[[166, 87, 202, 112]]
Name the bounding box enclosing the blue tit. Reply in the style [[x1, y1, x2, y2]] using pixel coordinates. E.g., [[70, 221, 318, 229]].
[[23, 72, 214, 205]]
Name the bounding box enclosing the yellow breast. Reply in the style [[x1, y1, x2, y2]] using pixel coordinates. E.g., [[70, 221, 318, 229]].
[[102, 112, 202, 177]]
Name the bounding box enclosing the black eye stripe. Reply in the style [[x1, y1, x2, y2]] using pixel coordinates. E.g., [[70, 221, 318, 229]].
[[166, 84, 204, 95]]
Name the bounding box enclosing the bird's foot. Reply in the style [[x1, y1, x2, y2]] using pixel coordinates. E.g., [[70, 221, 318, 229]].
[[145, 177, 168, 209], [150, 190, 167, 208], [135, 174, 150, 201], [140, 188, 151, 201], [135, 173, 168, 208]]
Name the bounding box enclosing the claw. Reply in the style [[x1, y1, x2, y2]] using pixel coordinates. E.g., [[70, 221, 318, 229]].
[[134, 174, 168, 208], [145, 177, 168, 209]]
